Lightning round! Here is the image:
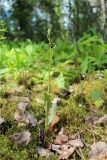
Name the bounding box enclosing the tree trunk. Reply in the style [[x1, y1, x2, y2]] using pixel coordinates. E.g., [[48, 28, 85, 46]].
[[100, 0, 106, 33]]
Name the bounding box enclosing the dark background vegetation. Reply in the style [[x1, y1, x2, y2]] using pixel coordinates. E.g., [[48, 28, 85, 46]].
[[0, 0, 107, 42]]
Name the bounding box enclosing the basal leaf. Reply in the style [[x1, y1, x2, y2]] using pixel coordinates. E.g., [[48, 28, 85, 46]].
[[48, 103, 57, 125]]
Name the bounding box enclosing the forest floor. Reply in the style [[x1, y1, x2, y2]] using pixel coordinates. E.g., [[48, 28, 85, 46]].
[[0, 68, 107, 160], [0, 38, 107, 160]]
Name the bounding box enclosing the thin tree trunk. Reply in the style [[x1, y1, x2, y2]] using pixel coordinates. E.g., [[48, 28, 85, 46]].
[[100, 0, 106, 35], [68, 0, 81, 54]]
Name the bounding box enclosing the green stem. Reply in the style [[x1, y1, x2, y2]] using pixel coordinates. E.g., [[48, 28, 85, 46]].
[[48, 46, 53, 93], [45, 101, 48, 131], [45, 47, 53, 132]]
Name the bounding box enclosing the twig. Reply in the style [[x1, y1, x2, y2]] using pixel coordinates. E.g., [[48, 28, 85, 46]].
[[76, 148, 83, 159], [79, 147, 85, 160]]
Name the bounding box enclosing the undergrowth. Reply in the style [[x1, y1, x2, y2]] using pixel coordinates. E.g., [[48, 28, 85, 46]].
[[0, 33, 107, 160]]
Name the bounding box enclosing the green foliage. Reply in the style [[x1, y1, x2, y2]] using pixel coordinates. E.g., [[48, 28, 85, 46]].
[[0, 35, 107, 160], [77, 34, 107, 74], [0, 20, 7, 40], [56, 73, 65, 89], [80, 56, 89, 75], [94, 98, 104, 108], [104, 69, 107, 80], [0, 33, 106, 82]]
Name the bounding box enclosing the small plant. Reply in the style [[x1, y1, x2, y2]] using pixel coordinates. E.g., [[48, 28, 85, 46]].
[[44, 26, 56, 131]]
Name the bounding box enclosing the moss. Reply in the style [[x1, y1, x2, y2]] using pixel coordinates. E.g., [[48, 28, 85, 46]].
[[82, 79, 105, 107], [1, 102, 16, 121], [58, 98, 87, 134], [0, 71, 107, 160], [0, 135, 29, 160]]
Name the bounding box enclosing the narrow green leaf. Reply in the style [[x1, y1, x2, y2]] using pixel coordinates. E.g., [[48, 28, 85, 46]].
[[48, 103, 57, 125]]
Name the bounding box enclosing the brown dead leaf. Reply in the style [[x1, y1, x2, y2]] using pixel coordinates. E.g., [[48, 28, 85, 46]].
[[27, 113, 37, 126], [94, 115, 107, 125], [53, 127, 68, 145], [10, 130, 31, 146], [54, 134, 68, 145], [50, 128, 84, 159], [59, 146, 76, 160], [18, 102, 29, 112], [50, 144, 64, 154], [50, 144, 61, 151], [67, 138, 84, 148], [49, 115, 60, 131], [14, 109, 29, 124], [89, 141, 107, 160], [37, 146, 53, 157], [14, 110, 37, 126], [58, 138, 84, 159], [85, 115, 98, 125]]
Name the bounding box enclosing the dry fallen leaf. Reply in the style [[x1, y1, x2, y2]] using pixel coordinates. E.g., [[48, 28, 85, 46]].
[[58, 138, 84, 159], [60, 144, 70, 151], [94, 115, 107, 125], [50, 144, 61, 151], [10, 130, 31, 146], [18, 102, 29, 112], [14, 110, 37, 126], [14, 110, 29, 124], [0, 117, 5, 125], [54, 134, 68, 145], [67, 138, 84, 148], [85, 115, 98, 125], [59, 146, 76, 160], [27, 113, 37, 126], [89, 141, 107, 160], [37, 146, 53, 157], [49, 115, 60, 131], [50, 127, 84, 159], [53, 127, 68, 145]]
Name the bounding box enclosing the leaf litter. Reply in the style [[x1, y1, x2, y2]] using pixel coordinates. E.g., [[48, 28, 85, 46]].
[[10, 130, 31, 146], [14, 101, 37, 126], [1, 71, 106, 160], [89, 141, 107, 160], [49, 128, 84, 159]]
